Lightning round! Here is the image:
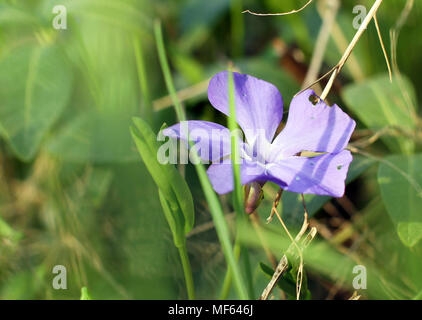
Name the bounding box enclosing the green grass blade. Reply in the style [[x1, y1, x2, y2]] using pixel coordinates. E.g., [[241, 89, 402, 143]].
[[154, 20, 186, 122], [227, 70, 254, 299], [154, 20, 248, 299], [133, 35, 153, 123]]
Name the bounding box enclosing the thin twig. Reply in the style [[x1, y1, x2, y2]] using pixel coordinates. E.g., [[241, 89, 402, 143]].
[[153, 79, 209, 111], [263, 189, 307, 299], [302, 0, 340, 90], [349, 291, 361, 300], [242, 0, 313, 17], [373, 14, 392, 82], [319, 0, 384, 100], [293, 0, 386, 101], [271, 207, 304, 300], [266, 188, 282, 223], [390, 0, 414, 74], [260, 224, 316, 300], [389, 0, 417, 122]]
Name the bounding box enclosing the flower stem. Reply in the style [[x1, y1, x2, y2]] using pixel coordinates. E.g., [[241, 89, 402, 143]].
[[219, 239, 241, 299], [178, 243, 195, 300], [154, 20, 248, 300], [154, 20, 186, 122], [231, 0, 244, 58], [227, 70, 254, 298]]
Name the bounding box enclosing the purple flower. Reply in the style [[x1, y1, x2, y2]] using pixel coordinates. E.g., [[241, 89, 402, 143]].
[[163, 71, 355, 199]]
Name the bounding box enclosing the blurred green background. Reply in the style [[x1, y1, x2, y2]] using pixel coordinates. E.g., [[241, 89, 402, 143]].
[[0, 0, 421, 299]]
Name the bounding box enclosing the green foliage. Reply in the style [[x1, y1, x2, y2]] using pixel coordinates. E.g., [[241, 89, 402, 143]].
[[378, 154, 422, 247], [48, 110, 138, 163], [1, 0, 421, 301], [131, 117, 194, 240], [342, 74, 417, 154], [0, 45, 72, 160]]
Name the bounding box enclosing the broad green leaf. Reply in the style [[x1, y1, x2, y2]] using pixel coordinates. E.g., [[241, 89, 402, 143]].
[[0, 45, 72, 161], [130, 117, 194, 236], [378, 154, 422, 247], [342, 74, 416, 154], [46, 19, 152, 163]]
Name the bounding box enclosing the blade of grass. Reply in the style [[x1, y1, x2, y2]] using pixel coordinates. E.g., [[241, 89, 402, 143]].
[[154, 19, 248, 299], [231, 0, 244, 58], [227, 70, 254, 298], [154, 20, 186, 121], [133, 35, 153, 123], [80, 287, 92, 300], [227, 71, 243, 216], [159, 190, 195, 299], [178, 243, 195, 300]]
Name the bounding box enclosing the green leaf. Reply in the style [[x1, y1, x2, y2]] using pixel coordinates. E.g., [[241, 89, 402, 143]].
[[154, 20, 248, 299], [342, 74, 417, 154], [0, 45, 72, 161], [130, 117, 194, 236], [378, 154, 422, 247], [397, 222, 422, 248], [158, 189, 185, 248]]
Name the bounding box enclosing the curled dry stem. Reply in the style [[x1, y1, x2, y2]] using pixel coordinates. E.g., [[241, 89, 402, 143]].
[[261, 190, 316, 300], [242, 0, 313, 17]]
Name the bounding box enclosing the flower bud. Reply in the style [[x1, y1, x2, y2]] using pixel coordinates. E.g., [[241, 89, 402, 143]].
[[244, 181, 264, 214]]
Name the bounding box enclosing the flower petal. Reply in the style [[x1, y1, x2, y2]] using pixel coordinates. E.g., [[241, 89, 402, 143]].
[[207, 159, 265, 194], [162, 120, 232, 162], [266, 150, 353, 197], [208, 71, 283, 144], [272, 89, 355, 158]]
